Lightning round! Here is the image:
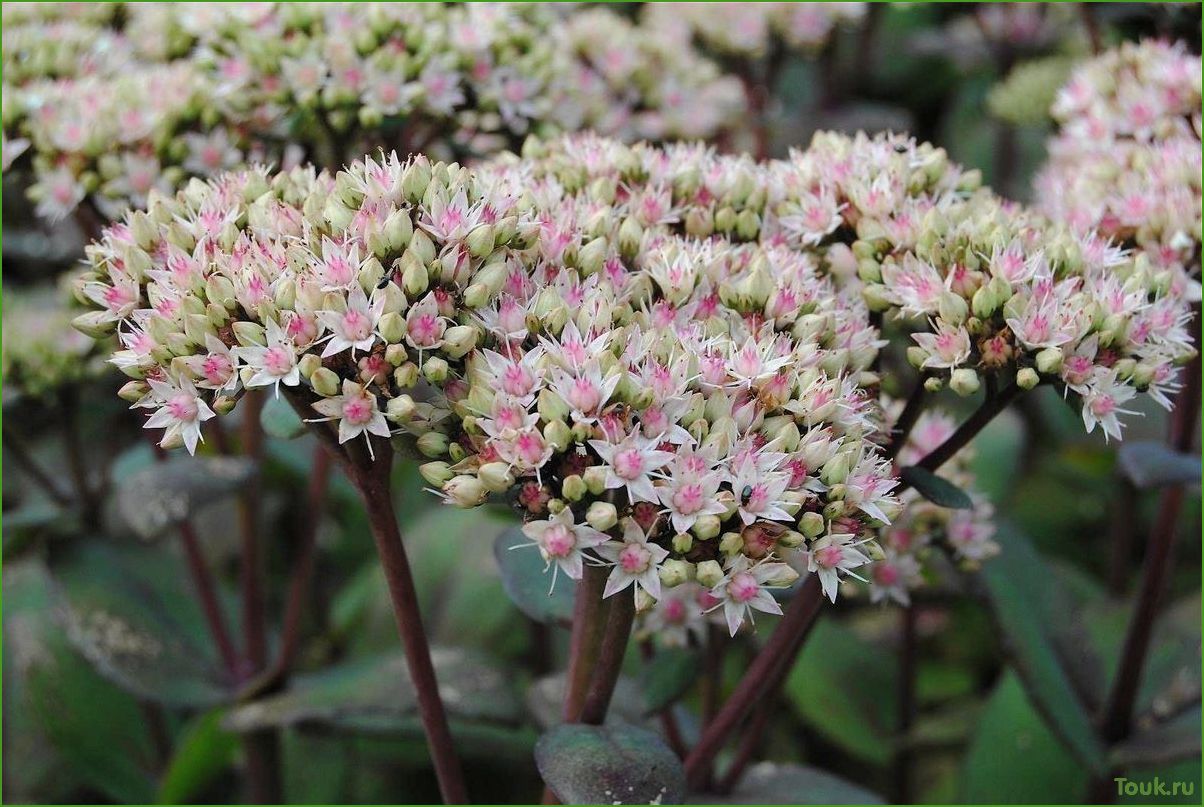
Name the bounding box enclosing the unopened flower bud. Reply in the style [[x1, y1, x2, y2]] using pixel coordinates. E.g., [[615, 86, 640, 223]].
[[422, 356, 449, 383], [671, 533, 694, 554], [561, 474, 587, 502], [799, 511, 825, 538], [394, 362, 419, 388], [820, 453, 850, 486], [71, 311, 117, 339], [586, 501, 618, 531], [583, 465, 608, 495], [213, 395, 237, 415], [298, 353, 322, 379], [443, 475, 486, 508], [658, 560, 692, 588], [1016, 367, 1040, 390], [695, 560, 725, 589], [379, 312, 406, 344], [309, 368, 340, 397], [417, 431, 449, 458], [385, 394, 416, 422], [232, 321, 266, 347], [442, 325, 477, 359], [118, 380, 149, 402], [1035, 347, 1064, 374], [543, 419, 571, 452], [719, 532, 744, 556], [949, 368, 981, 397], [692, 514, 721, 541], [419, 461, 454, 487]]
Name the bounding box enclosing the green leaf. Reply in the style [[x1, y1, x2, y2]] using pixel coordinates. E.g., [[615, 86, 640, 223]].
[[979, 524, 1108, 775], [640, 648, 702, 715], [694, 762, 885, 804], [900, 466, 973, 509], [331, 507, 526, 658], [6, 560, 159, 803], [1117, 441, 1201, 489], [225, 648, 521, 733], [494, 525, 575, 625], [50, 542, 234, 706], [157, 709, 237, 804], [114, 453, 255, 539], [260, 395, 306, 439], [786, 619, 897, 766], [962, 671, 1088, 803], [526, 673, 648, 731], [535, 722, 686, 805]]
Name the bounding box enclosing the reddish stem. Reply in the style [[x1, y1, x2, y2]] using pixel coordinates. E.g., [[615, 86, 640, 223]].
[[237, 390, 268, 671], [684, 576, 825, 791], [561, 563, 610, 723], [353, 452, 468, 803], [177, 519, 242, 679], [579, 591, 637, 725]]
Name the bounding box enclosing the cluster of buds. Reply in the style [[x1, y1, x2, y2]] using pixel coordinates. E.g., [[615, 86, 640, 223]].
[[76, 140, 905, 635], [1035, 41, 1202, 282], [518, 131, 1196, 442], [11, 62, 239, 221], [2, 282, 105, 401], [3, 3, 746, 227], [640, 2, 865, 59], [860, 192, 1196, 441]]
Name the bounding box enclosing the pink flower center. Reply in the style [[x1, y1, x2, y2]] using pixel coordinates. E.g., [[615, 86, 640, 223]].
[[407, 313, 443, 347], [567, 377, 602, 413], [542, 524, 575, 558], [619, 543, 652, 574], [263, 345, 294, 377], [815, 545, 845, 569], [167, 393, 199, 422], [202, 353, 232, 385], [501, 364, 534, 396], [342, 396, 374, 425], [874, 564, 900, 586], [612, 448, 645, 480], [341, 309, 372, 342], [672, 483, 705, 515], [727, 572, 760, 603]]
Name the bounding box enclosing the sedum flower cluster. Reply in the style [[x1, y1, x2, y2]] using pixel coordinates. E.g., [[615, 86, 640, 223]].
[[2, 282, 105, 401], [640, 2, 865, 59], [76, 140, 907, 636], [3, 3, 745, 223], [1035, 41, 1202, 283]]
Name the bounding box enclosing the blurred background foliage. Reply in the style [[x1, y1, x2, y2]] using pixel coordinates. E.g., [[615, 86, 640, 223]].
[[2, 2, 1201, 804]]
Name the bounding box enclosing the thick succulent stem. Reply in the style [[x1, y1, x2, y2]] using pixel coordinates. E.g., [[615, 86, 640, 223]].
[[579, 591, 637, 725], [352, 446, 468, 804], [561, 563, 610, 723]]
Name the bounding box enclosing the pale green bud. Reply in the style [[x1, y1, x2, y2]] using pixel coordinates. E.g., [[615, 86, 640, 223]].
[[719, 532, 744, 556], [118, 380, 149, 403], [379, 311, 406, 344], [543, 419, 571, 452], [478, 462, 515, 493], [561, 474, 587, 502], [422, 356, 449, 383], [820, 453, 850, 486], [1016, 367, 1040, 390], [442, 475, 486, 508], [799, 511, 825, 538], [692, 514, 722, 541], [583, 465, 608, 496], [298, 353, 322, 379], [695, 560, 724, 589], [310, 368, 340, 397], [658, 560, 692, 589], [949, 368, 981, 396], [442, 325, 477, 360], [385, 394, 416, 422], [232, 321, 266, 347], [417, 431, 449, 458], [586, 501, 618, 532], [394, 362, 419, 388]]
